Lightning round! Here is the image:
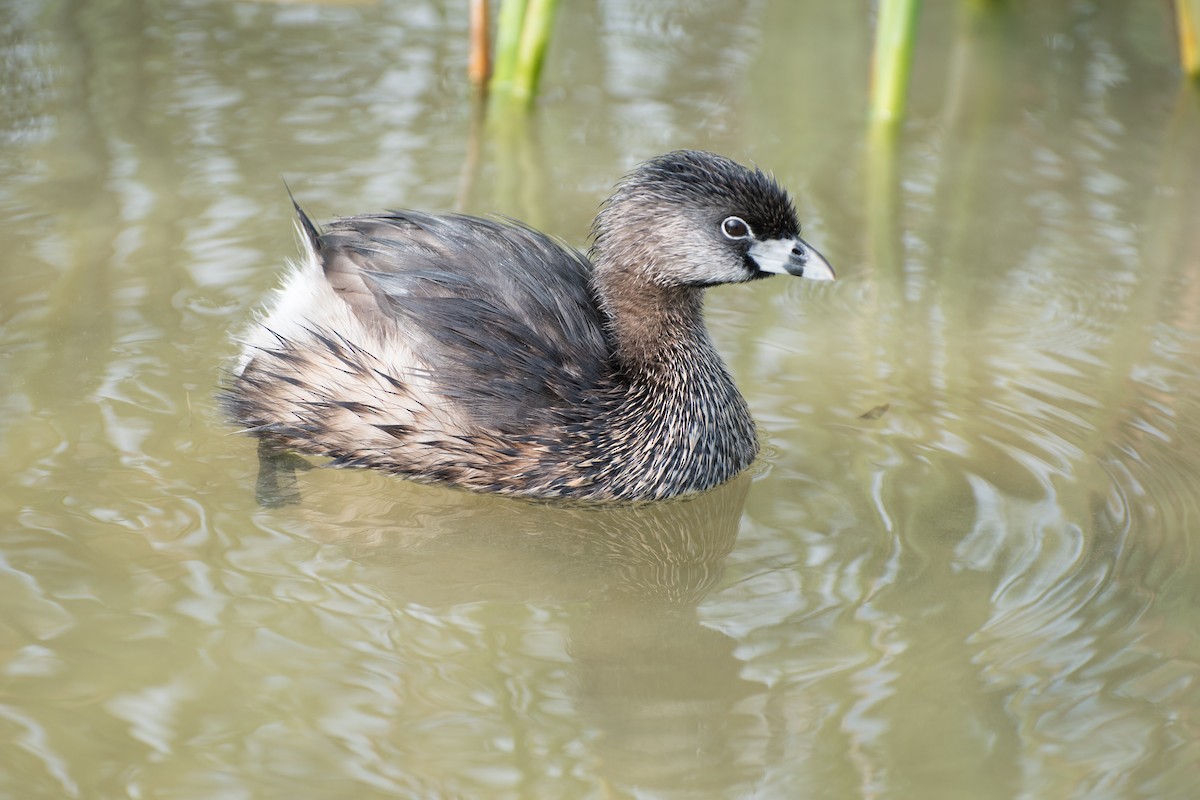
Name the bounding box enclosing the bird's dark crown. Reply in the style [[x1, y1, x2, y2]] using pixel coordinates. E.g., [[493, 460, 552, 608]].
[[600, 150, 801, 242]]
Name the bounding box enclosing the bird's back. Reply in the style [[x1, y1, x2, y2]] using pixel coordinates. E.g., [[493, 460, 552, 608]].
[[229, 210, 616, 477], [325, 211, 613, 428]]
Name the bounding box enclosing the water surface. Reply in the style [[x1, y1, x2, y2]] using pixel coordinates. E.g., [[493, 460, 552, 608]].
[[2, 1, 1199, 797]]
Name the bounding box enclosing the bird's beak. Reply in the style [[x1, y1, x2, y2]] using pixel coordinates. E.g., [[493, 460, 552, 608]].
[[749, 236, 836, 281]]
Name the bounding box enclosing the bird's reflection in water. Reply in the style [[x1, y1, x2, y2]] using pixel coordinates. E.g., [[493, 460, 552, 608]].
[[266, 468, 764, 794]]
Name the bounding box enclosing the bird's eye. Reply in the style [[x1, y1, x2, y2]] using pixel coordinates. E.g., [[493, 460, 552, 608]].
[[721, 216, 751, 240]]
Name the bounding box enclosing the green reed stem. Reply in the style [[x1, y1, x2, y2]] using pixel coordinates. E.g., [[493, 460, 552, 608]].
[[489, 0, 558, 106], [1178, 0, 1200, 80], [870, 0, 923, 125], [512, 0, 558, 99], [490, 0, 527, 95]]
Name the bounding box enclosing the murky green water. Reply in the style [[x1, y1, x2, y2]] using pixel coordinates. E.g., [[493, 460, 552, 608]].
[[3, 1, 1200, 797]]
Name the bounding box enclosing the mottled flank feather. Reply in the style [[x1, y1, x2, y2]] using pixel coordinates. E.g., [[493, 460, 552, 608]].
[[225, 150, 829, 501]]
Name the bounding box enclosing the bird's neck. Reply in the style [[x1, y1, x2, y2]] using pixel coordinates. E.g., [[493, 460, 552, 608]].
[[593, 270, 741, 424], [595, 271, 709, 371], [587, 272, 759, 499]]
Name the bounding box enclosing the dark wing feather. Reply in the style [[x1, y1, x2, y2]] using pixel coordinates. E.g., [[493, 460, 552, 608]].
[[313, 210, 613, 431]]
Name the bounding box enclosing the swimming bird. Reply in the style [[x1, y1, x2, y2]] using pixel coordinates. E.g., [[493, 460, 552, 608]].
[[226, 150, 834, 501]]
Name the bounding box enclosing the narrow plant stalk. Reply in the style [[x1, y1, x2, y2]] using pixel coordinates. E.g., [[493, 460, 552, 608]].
[[468, 0, 490, 90], [1178, 0, 1200, 79], [491, 0, 527, 94], [510, 0, 559, 101], [870, 0, 923, 125]]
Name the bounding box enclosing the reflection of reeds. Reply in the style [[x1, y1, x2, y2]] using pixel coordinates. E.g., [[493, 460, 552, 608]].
[[866, 0, 922, 293]]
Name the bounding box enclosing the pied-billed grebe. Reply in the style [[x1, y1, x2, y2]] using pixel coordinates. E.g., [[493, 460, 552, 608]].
[[226, 150, 834, 501]]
